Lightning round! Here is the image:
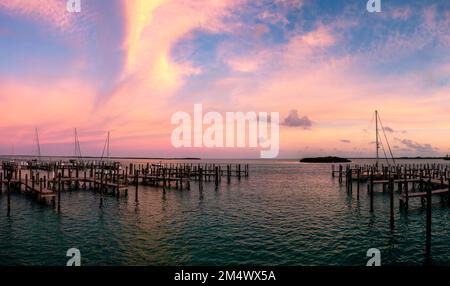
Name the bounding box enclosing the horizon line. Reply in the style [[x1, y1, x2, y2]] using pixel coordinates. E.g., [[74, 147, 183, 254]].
[[0, 154, 448, 160]]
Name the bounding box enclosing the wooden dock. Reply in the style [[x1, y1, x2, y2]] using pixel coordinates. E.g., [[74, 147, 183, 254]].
[[332, 162, 450, 261], [332, 163, 450, 208], [0, 160, 250, 213]]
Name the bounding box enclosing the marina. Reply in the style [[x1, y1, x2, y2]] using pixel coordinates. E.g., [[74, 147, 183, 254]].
[[0, 159, 249, 213], [332, 162, 450, 262], [1, 0, 449, 270], [1, 111, 449, 265], [2, 158, 450, 266]]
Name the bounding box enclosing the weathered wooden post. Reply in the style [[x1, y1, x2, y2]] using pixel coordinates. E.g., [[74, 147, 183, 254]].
[[390, 176, 394, 230], [25, 174, 28, 193], [176, 168, 179, 189], [69, 169, 73, 191], [348, 168, 353, 194], [356, 168, 360, 199], [448, 179, 450, 207], [39, 178, 43, 202], [7, 178, 11, 217], [419, 175, 424, 207], [163, 168, 166, 193], [58, 173, 61, 213], [135, 170, 139, 203], [179, 167, 183, 190], [419, 173, 423, 192], [187, 167, 191, 190], [99, 170, 104, 208], [370, 169, 374, 213], [31, 172, 35, 192], [199, 167, 203, 192], [116, 171, 120, 199], [215, 166, 219, 188], [345, 166, 349, 188], [404, 175, 409, 210], [425, 181, 432, 261]]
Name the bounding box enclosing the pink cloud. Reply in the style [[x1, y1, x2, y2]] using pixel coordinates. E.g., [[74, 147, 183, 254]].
[[0, 77, 96, 128], [177, 15, 450, 157], [300, 26, 336, 47], [1, 1, 449, 158], [390, 6, 413, 21], [227, 57, 260, 72], [121, 0, 242, 79], [257, 10, 289, 25], [0, 75, 178, 156], [421, 6, 450, 47], [0, 0, 73, 31]]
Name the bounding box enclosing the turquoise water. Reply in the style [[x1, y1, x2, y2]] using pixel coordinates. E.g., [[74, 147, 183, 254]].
[[1, 159, 450, 266]]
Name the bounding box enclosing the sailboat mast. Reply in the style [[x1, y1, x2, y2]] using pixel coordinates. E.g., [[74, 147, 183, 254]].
[[107, 131, 110, 161], [35, 128, 41, 161], [375, 110, 379, 167], [74, 128, 77, 158]]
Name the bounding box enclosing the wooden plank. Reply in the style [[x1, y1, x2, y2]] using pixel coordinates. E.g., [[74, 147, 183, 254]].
[[401, 188, 448, 199]]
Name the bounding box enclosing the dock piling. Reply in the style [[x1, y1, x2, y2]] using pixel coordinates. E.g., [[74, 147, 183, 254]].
[[135, 170, 139, 203], [370, 170, 374, 213], [7, 179, 11, 217], [425, 181, 432, 262], [58, 173, 61, 213], [199, 167, 203, 192], [356, 168, 360, 199], [390, 177, 394, 230]]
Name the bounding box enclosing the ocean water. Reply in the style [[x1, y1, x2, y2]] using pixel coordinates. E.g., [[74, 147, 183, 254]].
[[1, 159, 450, 266]]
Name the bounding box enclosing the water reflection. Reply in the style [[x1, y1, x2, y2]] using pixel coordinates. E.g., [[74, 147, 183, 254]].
[[1, 159, 450, 265]]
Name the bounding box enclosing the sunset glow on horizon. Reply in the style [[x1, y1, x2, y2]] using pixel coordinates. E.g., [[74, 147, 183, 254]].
[[0, 0, 449, 158]]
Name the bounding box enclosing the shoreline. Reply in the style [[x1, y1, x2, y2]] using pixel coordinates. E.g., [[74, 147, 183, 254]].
[[0, 155, 449, 161]]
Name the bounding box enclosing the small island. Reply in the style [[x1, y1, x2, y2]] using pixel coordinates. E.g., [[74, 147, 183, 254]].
[[299, 156, 351, 163]]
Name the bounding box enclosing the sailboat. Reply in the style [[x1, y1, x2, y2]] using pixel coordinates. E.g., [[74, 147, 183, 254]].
[[373, 110, 395, 169], [69, 128, 84, 165], [99, 131, 120, 171], [27, 128, 42, 169]]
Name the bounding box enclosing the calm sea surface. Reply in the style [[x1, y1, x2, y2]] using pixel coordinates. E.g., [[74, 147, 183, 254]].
[[1, 159, 450, 266]]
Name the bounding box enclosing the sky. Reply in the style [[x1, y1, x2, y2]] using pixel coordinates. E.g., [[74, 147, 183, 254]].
[[0, 0, 449, 158]]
